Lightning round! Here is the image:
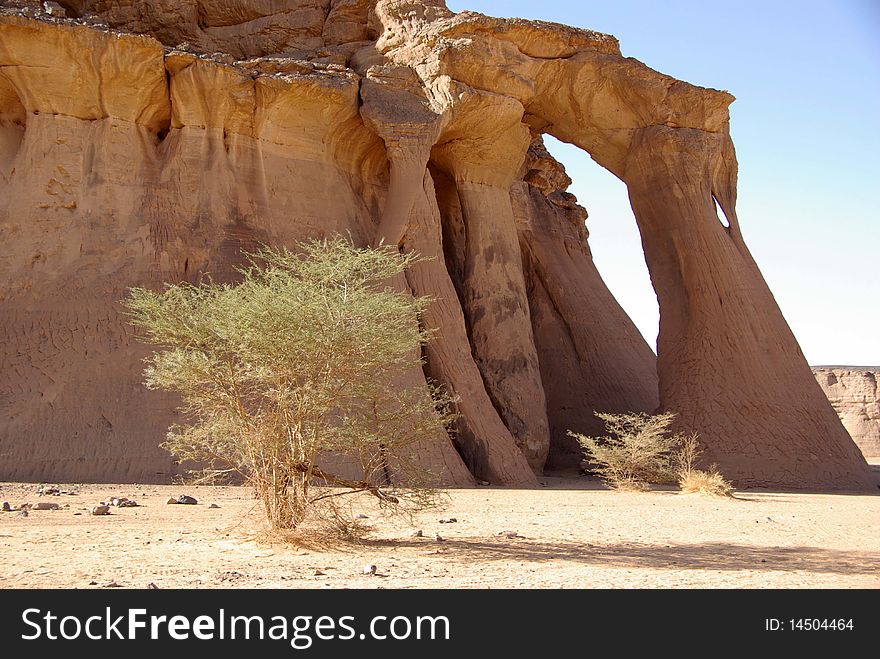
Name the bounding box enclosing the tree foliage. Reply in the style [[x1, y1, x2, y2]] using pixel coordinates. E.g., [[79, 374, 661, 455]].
[[124, 237, 454, 529]]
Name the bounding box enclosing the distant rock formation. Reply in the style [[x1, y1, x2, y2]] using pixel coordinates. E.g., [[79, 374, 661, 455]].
[[0, 0, 872, 489], [814, 367, 880, 459]]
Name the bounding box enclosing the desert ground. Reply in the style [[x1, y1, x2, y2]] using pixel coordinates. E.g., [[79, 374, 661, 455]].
[[2, 468, 878, 590]]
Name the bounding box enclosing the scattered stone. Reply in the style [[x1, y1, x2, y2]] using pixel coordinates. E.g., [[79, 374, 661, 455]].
[[498, 531, 520, 539], [1, 502, 10, 512], [478, 480, 490, 486], [314, 570, 326, 576], [435, 534, 445, 542], [439, 517, 458, 524], [166, 497, 178, 505], [148, 583, 159, 590], [208, 503, 220, 509], [110, 497, 138, 508], [33, 502, 60, 511], [104, 581, 122, 588], [18, 510, 28, 518], [362, 564, 377, 575], [88, 581, 98, 586], [73, 512, 82, 516], [411, 530, 424, 538], [18, 503, 32, 511], [219, 571, 245, 582], [37, 485, 61, 496], [43, 2, 66, 18], [177, 495, 198, 505], [355, 513, 369, 519], [91, 505, 110, 516]]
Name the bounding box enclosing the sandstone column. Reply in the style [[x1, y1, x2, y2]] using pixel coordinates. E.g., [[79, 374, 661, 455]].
[[451, 180, 551, 470], [431, 93, 551, 471], [404, 173, 538, 485], [361, 78, 537, 485], [624, 125, 873, 490]]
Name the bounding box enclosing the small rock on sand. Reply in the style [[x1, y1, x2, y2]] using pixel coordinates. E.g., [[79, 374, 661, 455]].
[[362, 564, 377, 575], [166, 497, 178, 505], [91, 505, 110, 516], [18, 510, 28, 518], [43, 2, 66, 18], [1, 502, 11, 512], [33, 502, 60, 511], [208, 503, 220, 509], [177, 495, 198, 505]]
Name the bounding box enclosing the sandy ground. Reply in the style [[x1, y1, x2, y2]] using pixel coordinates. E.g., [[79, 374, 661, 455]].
[[1, 474, 878, 589]]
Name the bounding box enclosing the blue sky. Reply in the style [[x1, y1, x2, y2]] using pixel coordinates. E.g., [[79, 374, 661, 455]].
[[446, 0, 880, 365]]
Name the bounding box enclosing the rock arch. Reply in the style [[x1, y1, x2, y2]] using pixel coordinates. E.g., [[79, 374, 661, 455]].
[[0, 0, 872, 490], [365, 0, 873, 489]]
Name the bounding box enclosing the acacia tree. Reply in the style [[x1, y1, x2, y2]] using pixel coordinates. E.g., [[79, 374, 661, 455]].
[[124, 237, 455, 529]]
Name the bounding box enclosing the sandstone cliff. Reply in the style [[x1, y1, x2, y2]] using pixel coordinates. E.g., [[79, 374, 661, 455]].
[[0, 0, 872, 490], [814, 368, 880, 459]]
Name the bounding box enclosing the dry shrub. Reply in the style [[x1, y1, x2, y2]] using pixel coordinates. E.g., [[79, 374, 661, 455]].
[[568, 412, 681, 489], [679, 469, 734, 497], [676, 434, 734, 497], [570, 413, 734, 496]]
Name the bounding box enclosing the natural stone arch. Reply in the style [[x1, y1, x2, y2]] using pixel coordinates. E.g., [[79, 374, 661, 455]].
[[367, 0, 872, 489], [0, 1, 871, 490]]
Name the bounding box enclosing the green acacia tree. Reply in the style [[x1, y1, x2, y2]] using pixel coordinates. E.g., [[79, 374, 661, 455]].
[[124, 237, 455, 529]]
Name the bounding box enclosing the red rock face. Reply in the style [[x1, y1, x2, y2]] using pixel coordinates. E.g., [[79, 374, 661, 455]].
[[0, 0, 872, 489], [624, 126, 872, 489], [814, 368, 880, 460]]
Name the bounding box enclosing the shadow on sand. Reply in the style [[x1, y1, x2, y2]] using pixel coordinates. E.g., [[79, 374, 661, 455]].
[[364, 537, 879, 576]]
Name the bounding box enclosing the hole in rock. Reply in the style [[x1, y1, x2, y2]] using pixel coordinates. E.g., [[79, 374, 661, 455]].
[[712, 193, 731, 229], [541, 135, 659, 350], [533, 136, 662, 471]]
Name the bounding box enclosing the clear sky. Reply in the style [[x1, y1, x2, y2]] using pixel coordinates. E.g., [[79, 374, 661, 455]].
[[446, 0, 880, 366]]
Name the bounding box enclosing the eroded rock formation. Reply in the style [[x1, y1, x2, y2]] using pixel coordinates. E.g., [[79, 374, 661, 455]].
[[814, 367, 880, 459], [0, 0, 872, 489]]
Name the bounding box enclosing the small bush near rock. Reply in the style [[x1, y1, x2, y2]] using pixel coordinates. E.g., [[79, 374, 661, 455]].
[[679, 469, 734, 497], [569, 412, 733, 495], [568, 412, 681, 489], [675, 434, 734, 497]]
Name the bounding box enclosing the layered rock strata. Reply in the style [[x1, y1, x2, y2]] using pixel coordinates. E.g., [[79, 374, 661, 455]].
[[814, 368, 880, 459]]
